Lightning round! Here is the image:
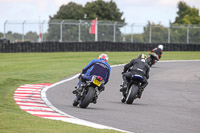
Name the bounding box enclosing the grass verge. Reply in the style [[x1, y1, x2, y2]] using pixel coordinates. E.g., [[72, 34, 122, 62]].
[[0, 51, 200, 133]]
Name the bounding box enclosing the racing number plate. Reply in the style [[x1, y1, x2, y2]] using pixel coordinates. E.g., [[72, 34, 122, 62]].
[[93, 79, 101, 87]]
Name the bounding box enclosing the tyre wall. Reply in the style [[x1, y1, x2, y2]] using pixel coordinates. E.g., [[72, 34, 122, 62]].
[[0, 41, 200, 53]]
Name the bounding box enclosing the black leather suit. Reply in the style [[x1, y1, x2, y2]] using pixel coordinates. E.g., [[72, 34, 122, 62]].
[[122, 58, 150, 89]]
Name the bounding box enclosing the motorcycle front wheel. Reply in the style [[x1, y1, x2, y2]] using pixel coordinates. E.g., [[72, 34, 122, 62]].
[[147, 57, 152, 67], [79, 87, 96, 108], [125, 84, 139, 104]]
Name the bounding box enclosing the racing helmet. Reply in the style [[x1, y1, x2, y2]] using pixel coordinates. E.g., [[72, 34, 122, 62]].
[[158, 44, 164, 50], [138, 53, 147, 59], [98, 53, 109, 62], [138, 53, 147, 62]]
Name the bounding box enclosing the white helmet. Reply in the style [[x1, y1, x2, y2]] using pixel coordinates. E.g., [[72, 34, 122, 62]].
[[98, 53, 109, 62], [158, 45, 164, 50]]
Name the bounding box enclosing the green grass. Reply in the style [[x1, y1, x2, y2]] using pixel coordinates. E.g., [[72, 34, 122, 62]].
[[0, 51, 200, 133]]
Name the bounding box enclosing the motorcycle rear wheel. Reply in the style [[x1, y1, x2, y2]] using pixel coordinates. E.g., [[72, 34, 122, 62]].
[[126, 84, 139, 104], [79, 87, 96, 108]]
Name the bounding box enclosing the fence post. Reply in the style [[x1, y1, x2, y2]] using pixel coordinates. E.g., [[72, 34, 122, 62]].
[[187, 25, 190, 44], [113, 22, 117, 42], [95, 19, 98, 41], [4, 20, 8, 39], [131, 23, 134, 42], [79, 20, 81, 42], [22, 20, 26, 42], [60, 20, 64, 42], [149, 24, 152, 43], [168, 26, 171, 43]]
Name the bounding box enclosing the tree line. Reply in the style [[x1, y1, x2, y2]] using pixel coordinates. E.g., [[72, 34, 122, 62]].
[[1, 0, 200, 43]]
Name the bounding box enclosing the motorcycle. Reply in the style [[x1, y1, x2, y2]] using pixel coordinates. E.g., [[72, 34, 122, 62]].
[[73, 75, 104, 108], [147, 53, 159, 67], [121, 74, 144, 104]]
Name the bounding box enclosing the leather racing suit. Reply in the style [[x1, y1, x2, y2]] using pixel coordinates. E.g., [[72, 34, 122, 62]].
[[121, 58, 150, 93], [152, 47, 163, 60]]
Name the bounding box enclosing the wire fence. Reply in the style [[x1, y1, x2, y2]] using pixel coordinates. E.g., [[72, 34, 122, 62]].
[[2, 20, 200, 44]]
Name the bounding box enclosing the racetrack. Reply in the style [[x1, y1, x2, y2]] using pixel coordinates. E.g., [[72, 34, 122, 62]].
[[45, 61, 200, 133]]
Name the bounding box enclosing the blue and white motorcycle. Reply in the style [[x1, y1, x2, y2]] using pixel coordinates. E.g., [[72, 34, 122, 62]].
[[73, 75, 105, 108]]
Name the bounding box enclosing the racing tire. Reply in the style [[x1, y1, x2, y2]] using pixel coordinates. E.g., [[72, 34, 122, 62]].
[[125, 85, 139, 104], [79, 87, 96, 108], [147, 57, 152, 67]]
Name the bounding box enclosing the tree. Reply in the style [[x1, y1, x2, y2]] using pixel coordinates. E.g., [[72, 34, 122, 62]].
[[25, 32, 38, 42], [174, 1, 200, 24], [46, 0, 125, 42], [5, 31, 21, 42], [142, 22, 168, 43], [84, 0, 124, 41], [47, 2, 85, 41], [0, 32, 3, 38], [173, 1, 200, 43], [50, 2, 85, 20], [84, 0, 124, 22]]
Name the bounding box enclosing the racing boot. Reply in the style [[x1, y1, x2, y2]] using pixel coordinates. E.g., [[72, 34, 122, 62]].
[[72, 84, 83, 95], [120, 81, 127, 92], [137, 80, 148, 98], [97, 85, 105, 95], [120, 75, 128, 92], [137, 88, 144, 98], [92, 95, 98, 104]]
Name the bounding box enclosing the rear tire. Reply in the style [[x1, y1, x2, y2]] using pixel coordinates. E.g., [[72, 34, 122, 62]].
[[126, 85, 139, 104], [79, 87, 96, 108]]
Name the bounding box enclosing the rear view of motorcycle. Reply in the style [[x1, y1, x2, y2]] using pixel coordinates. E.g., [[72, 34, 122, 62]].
[[148, 44, 163, 67], [72, 75, 105, 108], [147, 53, 159, 67], [121, 74, 144, 104]]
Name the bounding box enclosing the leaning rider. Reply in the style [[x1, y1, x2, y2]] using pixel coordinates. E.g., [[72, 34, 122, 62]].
[[151, 44, 164, 60], [120, 53, 150, 98], [72, 53, 111, 95]]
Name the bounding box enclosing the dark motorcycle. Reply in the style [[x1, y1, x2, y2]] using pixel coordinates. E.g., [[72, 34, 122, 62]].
[[73, 75, 104, 108], [147, 53, 159, 67], [121, 74, 144, 104]]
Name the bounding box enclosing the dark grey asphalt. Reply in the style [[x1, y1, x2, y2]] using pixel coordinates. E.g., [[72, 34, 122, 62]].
[[46, 61, 200, 133]]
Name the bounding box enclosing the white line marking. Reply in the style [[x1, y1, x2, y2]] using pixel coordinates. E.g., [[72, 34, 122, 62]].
[[19, 106, 54, 111]]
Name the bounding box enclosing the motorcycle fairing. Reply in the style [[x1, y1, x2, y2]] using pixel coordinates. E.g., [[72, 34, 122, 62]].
[[131, 74, 144, 81]]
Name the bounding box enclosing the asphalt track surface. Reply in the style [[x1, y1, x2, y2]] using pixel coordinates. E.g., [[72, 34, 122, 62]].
[[46, 61, 200, 133]]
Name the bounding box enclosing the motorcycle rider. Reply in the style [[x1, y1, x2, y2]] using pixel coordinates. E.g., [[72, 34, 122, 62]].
[[120, 53, 150, 98], [151, 44, 164, 60], [72, 53, 111, 102]]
